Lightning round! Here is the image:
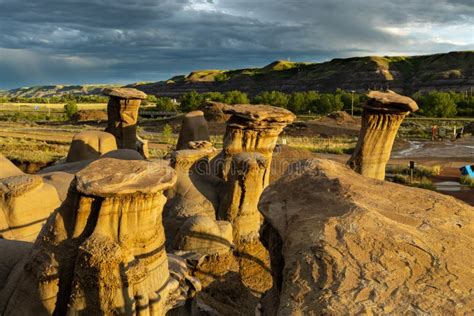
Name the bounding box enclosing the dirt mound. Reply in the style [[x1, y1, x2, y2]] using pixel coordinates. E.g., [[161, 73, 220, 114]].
[[326, 110, 357, 124], [284, 111, 361, 137], [259, 158, 474, 314], [70, 110, 107, 122]]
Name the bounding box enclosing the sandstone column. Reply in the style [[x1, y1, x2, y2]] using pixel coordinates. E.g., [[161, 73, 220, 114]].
[[218, 152, 267, 241], [347, 90, 418, 180], [103, 87, 147, 150], [164, 142, 233, 255], [220, 104, 295, 187], [1, 158, 185, 315]]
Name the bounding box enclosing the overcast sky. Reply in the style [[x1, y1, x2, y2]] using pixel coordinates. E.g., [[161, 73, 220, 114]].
[[0, 0, 473, 89]]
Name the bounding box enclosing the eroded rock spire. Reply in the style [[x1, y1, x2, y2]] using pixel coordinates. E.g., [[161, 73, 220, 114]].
[[347, 90, 418, 180]]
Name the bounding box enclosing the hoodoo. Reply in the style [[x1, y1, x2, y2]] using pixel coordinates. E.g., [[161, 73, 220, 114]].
[[220, 103, 295, 187], [347, 90, 418, 180], [103, 87, 147, 151], [219, 152, 267, 241], [0, 158, 199, 315]]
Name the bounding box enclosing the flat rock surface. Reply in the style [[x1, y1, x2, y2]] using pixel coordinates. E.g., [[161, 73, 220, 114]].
[[0, 155, 23, 179], [223, 103, 296, 123], [0, 175, 43, 197], [259, 158, 474, 314], [76, 158, 176, 196], [102, 87, 147, 99], [366, 90, 419, 112]]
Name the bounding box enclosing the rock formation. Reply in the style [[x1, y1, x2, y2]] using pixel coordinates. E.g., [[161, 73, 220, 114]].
[[164, 142, 233, 255], [259, 158, 474, 315], [347, 90, 418, 180], [176, 111, 211, 150], [220, 104, 295, 187], [0, 154, 23, 179], [202, 101, 232, 123], [0, 158, 199, 315], [66, 130, 117, 163], [218, 153, 267, 241], [0, 174, 61, 241], [173, 215, 233, 255], [103, 87, 147, 151]]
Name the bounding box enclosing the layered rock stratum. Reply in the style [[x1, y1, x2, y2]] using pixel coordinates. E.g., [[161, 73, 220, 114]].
[[259, 158, 474, 315]]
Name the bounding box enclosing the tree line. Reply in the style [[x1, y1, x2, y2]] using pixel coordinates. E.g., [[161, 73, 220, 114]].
[[1, 89, 472, 118], [167, 89, 473, 118]]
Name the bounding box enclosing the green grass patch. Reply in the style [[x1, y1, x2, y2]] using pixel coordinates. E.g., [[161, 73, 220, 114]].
[[0, 137, 68, 163]]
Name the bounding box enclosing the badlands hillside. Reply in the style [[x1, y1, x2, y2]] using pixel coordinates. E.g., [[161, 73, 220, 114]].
[[2, 51, 473, 98]]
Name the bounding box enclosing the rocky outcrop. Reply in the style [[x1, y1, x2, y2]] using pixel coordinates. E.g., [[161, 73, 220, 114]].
[[176, 111, 211, 150], [103, 87, 147, 151], [220, 104, 295, 187], [66, 131, 117, 163], [0, 174, 61, 241], [347, 90, 418, 180], [0, 154, 23, 179], [259, 158, 474, 315], [0, 158, 199, 315], [202, 101, 232, 123]]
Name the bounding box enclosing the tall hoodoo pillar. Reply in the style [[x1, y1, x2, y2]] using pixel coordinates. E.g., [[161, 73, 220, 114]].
[[103, 87, 147, 151], [347, 90, 418, 180], [0, 158, 189, 315], [220, 104, 295, 187], [218, 152, 267, 241]]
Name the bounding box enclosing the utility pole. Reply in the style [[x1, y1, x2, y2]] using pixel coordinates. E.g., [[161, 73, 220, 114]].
[[351, 90, 355, 117]]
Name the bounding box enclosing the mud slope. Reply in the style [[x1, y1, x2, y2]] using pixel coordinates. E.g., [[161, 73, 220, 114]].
[[259, 158, 474, 315]]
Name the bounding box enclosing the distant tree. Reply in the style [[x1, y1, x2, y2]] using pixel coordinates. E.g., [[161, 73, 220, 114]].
[[180, 90, 204, 112], [288, 92, 306, 113], [155, 97, 177, 112], [422, 91, 457, 117], [312, 94, 344, 114], [64, 101, 78, 118], [253, 91, 289, 108], [223, 90, 249, 104], [202, 92, 225, 103]]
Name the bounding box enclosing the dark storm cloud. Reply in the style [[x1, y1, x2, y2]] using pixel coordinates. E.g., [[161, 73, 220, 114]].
[[0, 0, 472, 89]]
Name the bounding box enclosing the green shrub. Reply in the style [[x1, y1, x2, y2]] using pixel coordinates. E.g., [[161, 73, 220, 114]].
[[460, 176, 474, 188], [64, 101, 78, 119], [180, 91, 204, 112], [162, 124, 173, 144], [155, 97, 177, 112], [253, 91, 289, 108]]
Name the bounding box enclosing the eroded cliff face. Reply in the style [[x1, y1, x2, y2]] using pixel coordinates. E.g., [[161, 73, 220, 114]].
[[0, 158, 198, 315], [259, 159, 474, 315]]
